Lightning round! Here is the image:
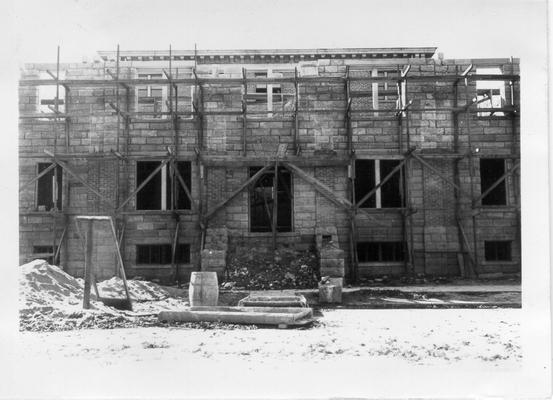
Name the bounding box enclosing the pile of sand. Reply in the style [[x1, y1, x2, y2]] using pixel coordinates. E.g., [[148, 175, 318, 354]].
[[18, 260, 189, 331], [97, 277, 171, 301], [19, 259, 106, 312]]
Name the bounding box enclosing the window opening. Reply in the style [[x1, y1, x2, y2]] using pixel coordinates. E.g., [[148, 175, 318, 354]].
[[137, 72, 166, 117], [357, 242, 405, 262], [37, 163, 62, 211], [136, 243, 190, 265], [476, 67, 505, 117], [480, 158, 507, 206], [484, 241, 511, 261], [38, 71, 65, 114], [249, 166, 292, 232], [136, 161, 191, 210], [355, 160, 403, 208], [33, 245, 54, 264]]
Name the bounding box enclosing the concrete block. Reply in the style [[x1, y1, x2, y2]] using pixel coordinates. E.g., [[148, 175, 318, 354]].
[[320, 248, 345, 259], [318, 284, 342, 303], [320, 258, 345, 269], [320, 266, 345, 277]]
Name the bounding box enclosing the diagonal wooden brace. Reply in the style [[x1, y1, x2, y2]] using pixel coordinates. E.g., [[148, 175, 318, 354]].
[[411, 152, 473, 200], [44, 152, 115, 210], [205, 165, 272, 221], [282, 161, 385, 226], [116, 158, 171, 212], [355, 152, 412, 209], [19, 163, 57, 191], [473, 161, 520, 206], [170, 160, 197, 213], [108, 217, 132, 307]]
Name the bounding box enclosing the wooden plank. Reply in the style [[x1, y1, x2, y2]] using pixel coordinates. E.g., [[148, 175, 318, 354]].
[[282, 161, 350, 210], [109, 217, 132, 308], [261, 186, 274, 232], [18, 74, 520, 87], [272, 161, 279, 251], [171, 220, 180, 283], [205, 165, 271, 221], [283, 161, 387, 227], [53, 225, 67, 264], [294, 67, 299, 155], [201, 156, 349, 168], [242, 68, 248, 156], [19, 163, 57, 192], [456, 216, 477, 276], [116, 221, 126, 278], [355, 156, 409, 208], [49, 156, 114, 210], [411, 152, 472, 199], [91, 274, 100, 300], [82, 219, 93, 309]]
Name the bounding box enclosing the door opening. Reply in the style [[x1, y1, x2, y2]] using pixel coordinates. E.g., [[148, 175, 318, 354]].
[[249, 167, 292, 232]]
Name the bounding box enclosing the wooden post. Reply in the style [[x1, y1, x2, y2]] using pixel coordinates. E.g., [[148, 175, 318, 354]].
[[171, 220, 180, 284], [242, 68, 247, 156], [83, 219, 93, 309], [294, 67, 299, 155], [272, 162, 279, 251], [109, 217, 132, 306], [465, 81, 479, 276], [348, 155, 358, 283]]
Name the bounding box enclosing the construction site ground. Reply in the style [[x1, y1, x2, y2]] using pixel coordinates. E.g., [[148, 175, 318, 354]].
[[208, 278, 522, 309], [10, 260, 526, 398], [10, 308, 522, 398]]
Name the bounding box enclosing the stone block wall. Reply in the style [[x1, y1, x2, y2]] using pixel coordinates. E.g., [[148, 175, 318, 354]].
[[19, 55, 520, 283]]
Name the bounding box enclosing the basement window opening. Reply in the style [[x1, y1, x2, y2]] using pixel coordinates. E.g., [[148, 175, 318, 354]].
[[136, 161, 191, 210], [36, 163, 62, 211], [249, 166, 292, 233], [357, 242, 405, 262], [479, 158, 507, 206], [484, 241, 511, 262], [476, 67, 505, 117], [136, 243, 190, 265], [32, 246, 54, 264], [355, 159, 404, 208]]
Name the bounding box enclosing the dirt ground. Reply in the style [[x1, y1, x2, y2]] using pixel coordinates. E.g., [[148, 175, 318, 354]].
[[8, 308, 522, 398], [11, 260, 529, 398]]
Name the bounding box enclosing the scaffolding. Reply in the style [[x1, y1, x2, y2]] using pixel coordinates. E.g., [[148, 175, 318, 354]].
[[19, 45, 520, 283]]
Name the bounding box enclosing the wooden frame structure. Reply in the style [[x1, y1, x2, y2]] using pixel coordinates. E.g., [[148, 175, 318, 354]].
[[19, 46, 520, 283]]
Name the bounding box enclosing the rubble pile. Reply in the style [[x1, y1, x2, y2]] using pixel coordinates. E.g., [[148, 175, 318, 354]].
[[224, 244, 320, 290]]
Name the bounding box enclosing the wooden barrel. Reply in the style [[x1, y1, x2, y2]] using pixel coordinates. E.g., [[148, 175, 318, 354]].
[[189, 272, 219, 306]]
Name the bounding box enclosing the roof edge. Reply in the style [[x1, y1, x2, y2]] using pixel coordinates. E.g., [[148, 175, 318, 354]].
[[97, 47, 438, 61]]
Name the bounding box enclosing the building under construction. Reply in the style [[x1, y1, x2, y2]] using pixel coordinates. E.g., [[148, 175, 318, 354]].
[[18, 46, 520, 284]]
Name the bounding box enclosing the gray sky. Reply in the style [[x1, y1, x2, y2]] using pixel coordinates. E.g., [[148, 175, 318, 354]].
[[13, 0, 546, 63]]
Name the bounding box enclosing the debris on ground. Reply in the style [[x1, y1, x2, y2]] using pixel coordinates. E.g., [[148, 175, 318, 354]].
[[18, 260, 256, 332], [224, 244, 319, 290]]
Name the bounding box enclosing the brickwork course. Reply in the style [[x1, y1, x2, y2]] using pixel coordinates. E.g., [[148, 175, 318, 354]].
[[19, 47, 520, 284]]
